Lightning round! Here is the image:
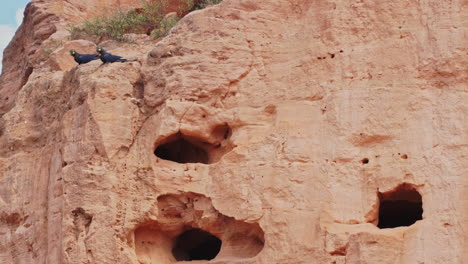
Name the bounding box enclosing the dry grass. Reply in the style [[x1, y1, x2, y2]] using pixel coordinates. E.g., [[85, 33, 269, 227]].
[[68, 0, 223, 42]]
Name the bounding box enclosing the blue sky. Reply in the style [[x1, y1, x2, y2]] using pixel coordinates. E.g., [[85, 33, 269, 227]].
[[0, 0, 31, 73], [0, 0, 30, 25]]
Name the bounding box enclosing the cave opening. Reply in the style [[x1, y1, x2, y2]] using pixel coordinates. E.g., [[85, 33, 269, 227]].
[[378, 183, 423, 229], [154, 134, 209, 164], [172, 229, 222, 261]]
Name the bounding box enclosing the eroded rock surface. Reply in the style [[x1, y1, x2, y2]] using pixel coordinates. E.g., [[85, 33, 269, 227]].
[[0, 0, 466, 263]]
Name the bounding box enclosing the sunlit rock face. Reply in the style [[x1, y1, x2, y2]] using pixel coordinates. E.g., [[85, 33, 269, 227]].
[[0, 0, 466, 263]]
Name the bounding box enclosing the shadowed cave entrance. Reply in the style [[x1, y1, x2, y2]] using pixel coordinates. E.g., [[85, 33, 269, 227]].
[[377, 183, 423, 229], [172, 229, 222, 261], [154, 134, 209, 164], [154, 124, 232, 164]]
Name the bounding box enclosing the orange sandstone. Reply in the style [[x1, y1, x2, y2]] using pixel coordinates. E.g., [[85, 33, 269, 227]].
[[0, 0, 466, 263]]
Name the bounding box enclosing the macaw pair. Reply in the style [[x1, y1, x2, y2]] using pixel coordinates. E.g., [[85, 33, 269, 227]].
[[69, 46, 136, 65]]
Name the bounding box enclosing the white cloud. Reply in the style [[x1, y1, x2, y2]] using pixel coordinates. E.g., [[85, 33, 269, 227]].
[[0, 24, 16, 73], [16, 8, 25, 27]]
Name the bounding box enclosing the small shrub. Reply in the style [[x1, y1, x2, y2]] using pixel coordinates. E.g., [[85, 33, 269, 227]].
[[43, 49, 53, 56], [181, 0, 223, 12], [180, 0, 195, 13], [68, 26, 83, 40], [152, 16, 180, 39], [194, 0, 223, 10]]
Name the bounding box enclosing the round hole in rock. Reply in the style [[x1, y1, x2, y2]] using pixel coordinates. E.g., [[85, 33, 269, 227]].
[[172, 229, 222, 261], [361, 158, 369, 164], [377, 183, 423, 229], [154, 134, 209, 164]]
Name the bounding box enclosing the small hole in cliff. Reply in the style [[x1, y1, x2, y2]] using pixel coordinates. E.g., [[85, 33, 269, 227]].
[[172, 229, 222, 261], [401, 154, 408, 159], [20, 66, 33, 88], [154, 134, 209, 164], [377, 183, 423, 229], [330, 54, 335, 58], [0, 122, 4, 137], [361, 158, 369, 164], [133, 80, 145, 100], [212, 123, 232, 140]]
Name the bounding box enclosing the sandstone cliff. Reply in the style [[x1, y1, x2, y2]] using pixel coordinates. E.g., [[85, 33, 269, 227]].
[[0, 0, 466, 263]]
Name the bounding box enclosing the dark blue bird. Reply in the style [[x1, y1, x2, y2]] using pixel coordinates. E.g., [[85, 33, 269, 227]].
[[96, 46, 137, 64], [69, 49, 100, 64]]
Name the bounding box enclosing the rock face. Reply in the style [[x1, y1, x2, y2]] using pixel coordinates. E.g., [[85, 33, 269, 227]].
[[0, 0, 466, 263], [0, 0, 148, 115]]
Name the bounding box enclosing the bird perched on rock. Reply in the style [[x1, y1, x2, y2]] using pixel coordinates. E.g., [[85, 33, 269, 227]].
[[69, 49, 100, 65], [96, 46, 137, 64]]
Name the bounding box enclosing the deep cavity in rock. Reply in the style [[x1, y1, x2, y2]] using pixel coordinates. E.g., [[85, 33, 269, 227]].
[[172, 228, 222, 261], [154, 124, 232, 164], [377, 183, 423, 228]]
